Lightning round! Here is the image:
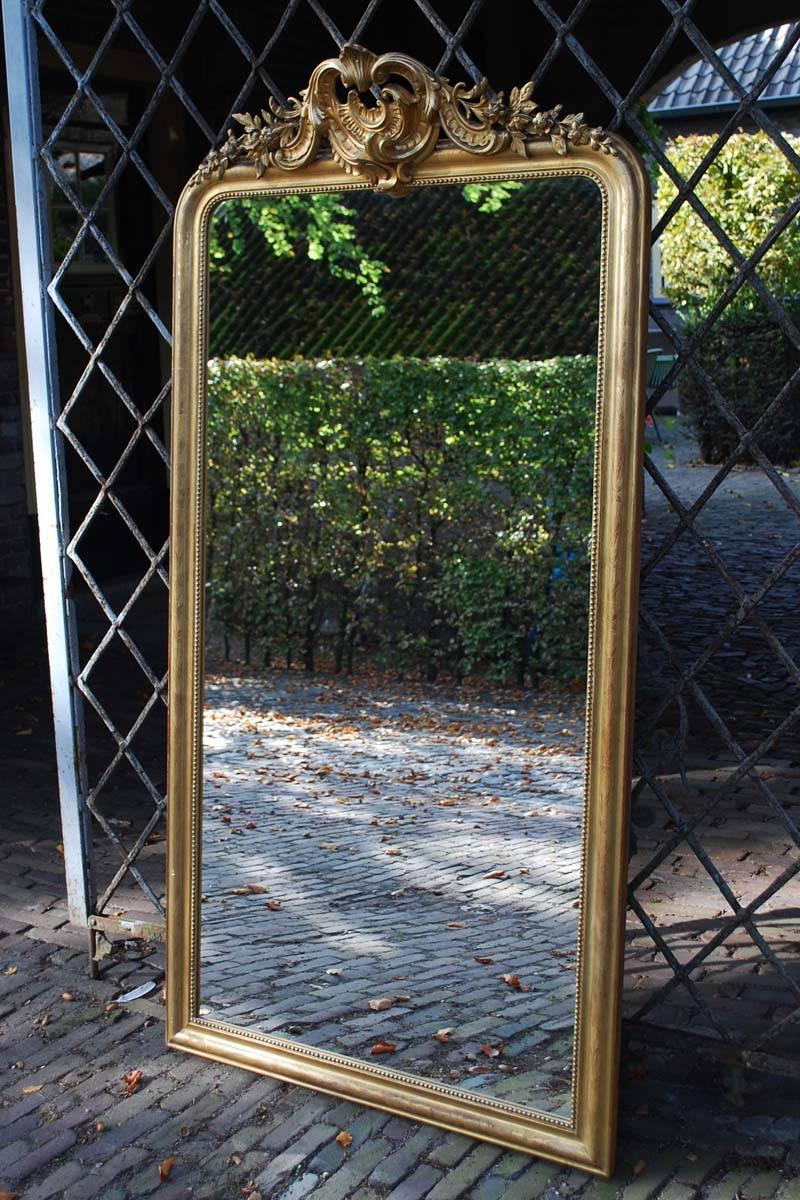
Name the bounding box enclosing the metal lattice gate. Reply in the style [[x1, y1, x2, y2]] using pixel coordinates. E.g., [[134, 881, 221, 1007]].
[[4, 0, 800, 1062]]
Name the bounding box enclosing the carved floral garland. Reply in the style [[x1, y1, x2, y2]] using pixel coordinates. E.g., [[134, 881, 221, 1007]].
[[190, 43, 615, 193]]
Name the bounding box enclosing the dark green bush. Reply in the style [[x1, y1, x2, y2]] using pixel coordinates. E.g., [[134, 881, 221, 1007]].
[[680, 305, 800, 465], [207, 355, 596, 684]]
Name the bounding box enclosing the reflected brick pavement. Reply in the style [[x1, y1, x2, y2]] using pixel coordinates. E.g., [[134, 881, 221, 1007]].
[[200, 672, 583, 1117]]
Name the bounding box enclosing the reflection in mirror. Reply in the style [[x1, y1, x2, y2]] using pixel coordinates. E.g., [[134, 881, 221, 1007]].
[[199, 177, 602, 1120]]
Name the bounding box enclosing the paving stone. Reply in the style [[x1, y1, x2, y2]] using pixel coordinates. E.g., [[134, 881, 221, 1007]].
[[425, 1143, 506, 1199], [310, 1138, 393, 1200], [22, 1160, 92, 1200], [658, 1185, 700, 1200], [498, 1159, 564, 1200], [370, 1126, 439, 1186], [426, 1132, 474, 1168], [253, 1124, 338, 1191], [742, 1172, 785, 1200], [706, 1170, 756, 1200], [385, 1162, 444, 1200], [673, 1152, 726, 1188]]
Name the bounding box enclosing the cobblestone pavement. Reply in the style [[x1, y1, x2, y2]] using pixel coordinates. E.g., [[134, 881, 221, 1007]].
[[628, 417, 800, 1049], [201, 673, 584, 1116], [4, 636, 800, 1200]]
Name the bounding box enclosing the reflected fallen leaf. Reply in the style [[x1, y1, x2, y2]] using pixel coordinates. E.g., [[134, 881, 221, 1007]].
[[95, 1121, 106, 1133], [123, 1069, 143, 1096], [227, 1153, 242, 1166], [0, 1192, 18, 1199], [385, 849, 402, 857], [232, 883, 268, 895], [368, 998, 392, 1012], [325, 968, 342, 977], [481, 1044, 502, 1058], [3, 965, 18, 976], [61, 992, 75, 1002], [474, 957, 494, 965], [501, 974, 530, 992], [447, 922, 465, 930], [320, 843, 341, 851], [633, 1160, 646, 1177], [438, 799, 456, 807], [157, 1157, 177, 1182], [434, 1028, 454, 1042], [484, 870, 507, 879], [265, 900, 283, 912], [370, 1041, 396, 1055], [21, 1084, 43, 1094], [335, 1131, 353, 1148]]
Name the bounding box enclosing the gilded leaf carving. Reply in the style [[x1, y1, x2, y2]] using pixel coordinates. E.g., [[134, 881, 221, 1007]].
[[189, 44, 615, 193]]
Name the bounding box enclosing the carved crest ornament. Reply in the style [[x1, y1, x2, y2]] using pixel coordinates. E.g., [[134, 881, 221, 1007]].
[[190, 43, 615, 195]]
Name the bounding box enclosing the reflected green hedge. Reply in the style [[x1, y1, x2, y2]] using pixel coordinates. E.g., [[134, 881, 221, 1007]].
[[207, 356, 596, 683]]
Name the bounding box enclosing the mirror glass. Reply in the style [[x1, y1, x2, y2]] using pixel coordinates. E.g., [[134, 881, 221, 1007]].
[[198, 176, 602, 1120]]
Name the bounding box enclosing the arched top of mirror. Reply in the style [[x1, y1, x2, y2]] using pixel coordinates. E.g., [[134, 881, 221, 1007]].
[[189, 43, 616, 196]]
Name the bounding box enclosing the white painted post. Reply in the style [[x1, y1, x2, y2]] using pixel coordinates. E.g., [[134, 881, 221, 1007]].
[[2, 0, 94, 928]]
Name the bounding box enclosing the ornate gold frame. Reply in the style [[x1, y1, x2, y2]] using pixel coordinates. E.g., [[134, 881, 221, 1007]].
[[167, 46, 649, 1177]]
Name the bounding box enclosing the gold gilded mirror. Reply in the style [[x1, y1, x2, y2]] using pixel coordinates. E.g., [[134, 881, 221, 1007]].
[[167, 45, 649, 1176]]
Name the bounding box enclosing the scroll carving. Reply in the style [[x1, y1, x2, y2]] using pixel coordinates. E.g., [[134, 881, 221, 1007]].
[[190, 44, 615, 194]]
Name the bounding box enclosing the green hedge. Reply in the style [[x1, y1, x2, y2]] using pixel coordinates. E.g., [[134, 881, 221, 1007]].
[[207, 356, 597, 683], [680, 305, 800, 465]]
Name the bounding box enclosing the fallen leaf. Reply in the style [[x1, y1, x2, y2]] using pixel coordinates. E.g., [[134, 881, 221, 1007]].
[[265, 900, 283, 912], [481, 1044, 502, 1058], [433, 1028, 454, 1042], [335, 1131, 353, 1148], [325, 968, 342, 977], [474, 956, 494, 965], [501, 974, 530, 992], [438, 799, 456, 807], [370, 1041, 396, 1055], [245, 822, 257, 830], [231, 883, 268, 895], [320, 843, 341, 851], [484, 870, 507, 879], [633, 1160, 646, 1177], [385, 848, 402, 857], [227, 1153, 242, 1165], [0, 1192, 18, 1199], [3, 965, 18, 976], [21, 1084, 43, 1094], [157, 1156, 177, 1182], [368, 997, 393, 1012], [123, 1069, 143, 1096], [95, 1121, 106, 1133], [61, 992, 75, 1002], [446, 922, 465, 929]]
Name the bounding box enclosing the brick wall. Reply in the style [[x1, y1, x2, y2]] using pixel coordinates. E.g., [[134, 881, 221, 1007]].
[[0, 132, 35, 635]]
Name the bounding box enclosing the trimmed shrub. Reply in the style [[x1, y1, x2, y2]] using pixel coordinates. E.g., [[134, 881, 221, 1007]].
[[679, 305, 800, 465], [656, 132, 800, 464], [657, 132, 800, 320], [207, 355, 597, 684]]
